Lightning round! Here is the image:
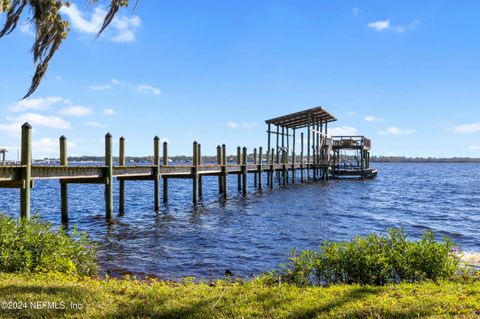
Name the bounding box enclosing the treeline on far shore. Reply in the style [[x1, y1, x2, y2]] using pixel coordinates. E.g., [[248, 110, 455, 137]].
[[35, 155, 480, 164], [370, 156, 480, 163]]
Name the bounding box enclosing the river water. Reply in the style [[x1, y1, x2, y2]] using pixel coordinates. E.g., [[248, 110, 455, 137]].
[[1, 163, 479, 279]]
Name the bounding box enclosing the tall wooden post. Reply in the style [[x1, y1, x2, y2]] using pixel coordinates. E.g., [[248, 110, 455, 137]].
[[266, 149, 270, 187], [237, 146, 241, 191], [258, 147, 263, 189], [153, 136, 160, 211], [282, 148, 286, 186], [316, 121, 320, 165], [281, 126, 285, 183], [217, 145, 223, 194], [307, 114, 311, 181], [198, 143, 203, 198], [242, 146, 247, 195], [119, 137, 125, 213], [20, 123, 32, 219], [60, 135, 68, 223], [286, 128, 290, 183], [253, 148, 257, 188], [192, 141, 198, 204], [267, 123, 271, 155], [105, 133, 113, 219], [286, 128, 290, 163], [292, 128, 296, 183], [163, 141, 169, 202], [276, 125, 280, 164], [270, 147, 274, 189], [300, 132, 304, 182], [222, 144, 227, 198]]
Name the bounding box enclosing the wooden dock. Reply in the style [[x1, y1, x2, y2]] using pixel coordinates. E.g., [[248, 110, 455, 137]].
[[0, 106, 377, 222]]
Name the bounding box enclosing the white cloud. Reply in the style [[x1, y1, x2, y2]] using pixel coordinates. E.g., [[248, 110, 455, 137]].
[[94, 78, 161, 96], [0, 113, 71, 137], [364, 115, 384, 122], [85, 121, 107, 128], [55, 75, 63, 81], [10, 113, 71, 129], [452, 123, 480, 133], [8, 96, 63, 112], [328, 126, 359, 136], [395, 19, 420, 33], [379, 126, 415, 135], [0, 123, 22, 136], [469, 145, 480, 151], [226, 121, 256, 129], [136, 84, 161, 96], [32, 138, 76, 157], [227, 122, 239, 128], [368, 18, 419, 33], [111, 78, 124, 86], [352, 7, 359, 16], [89, 84, 112, 91], [104, 108, 116, 115], [60, 105, 93, 116], [368, 20, 390, 31], [19, 22, 34, 36], [60, 3, 141, 43]]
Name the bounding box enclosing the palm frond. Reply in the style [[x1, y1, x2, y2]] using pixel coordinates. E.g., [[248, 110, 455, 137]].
[[0, 0, 133, 98]]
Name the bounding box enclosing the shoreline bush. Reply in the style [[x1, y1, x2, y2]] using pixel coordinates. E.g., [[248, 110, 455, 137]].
[[0, 214, 97, 275], [277, 228, 461, 286]]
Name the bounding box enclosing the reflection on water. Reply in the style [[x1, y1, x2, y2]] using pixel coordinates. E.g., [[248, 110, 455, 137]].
[[1, 163, 479, 279]]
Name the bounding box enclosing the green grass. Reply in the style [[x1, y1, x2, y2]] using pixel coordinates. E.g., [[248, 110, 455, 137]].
[[0, 273, 479, 318]]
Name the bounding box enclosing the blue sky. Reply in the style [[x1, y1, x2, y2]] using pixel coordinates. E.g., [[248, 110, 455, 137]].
[[1, 0, 480, 158]]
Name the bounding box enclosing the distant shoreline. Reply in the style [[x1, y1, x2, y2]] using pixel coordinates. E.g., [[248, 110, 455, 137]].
[[24, 155, 480, 164]]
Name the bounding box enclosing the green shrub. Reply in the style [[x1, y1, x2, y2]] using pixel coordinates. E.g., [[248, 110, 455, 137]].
[[0, 213, 97, 275], [279, 228, 460, 286]]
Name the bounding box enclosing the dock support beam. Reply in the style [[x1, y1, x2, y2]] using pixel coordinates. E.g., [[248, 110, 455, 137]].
[[307, 113, 311, 182], [192, 141, 198, 205], [237, 146, 241, 191], [258, 147, 263, 190], [242, 147, 247, 195], [105, 133, 113, 219], [253, 148, 257, 188], [217, 145, 223, 194], [163, 141, 168, 202], [266, 149, 270, 187], [60, 135, 68, 223], [119, 137, 125, 213], [292, 128, 296, 184], [198, 144, 203, 198], [154, 136, 160, 211], [222, 144, 227, 198], [20, 123, 32, 220], [300, 132, 304, 182], [270, 148, 274, 188]]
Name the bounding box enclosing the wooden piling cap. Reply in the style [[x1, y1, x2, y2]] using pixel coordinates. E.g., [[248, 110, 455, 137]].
[[120, 136, 125, 140], [105, 133, 112, 138], [154, 136, 159, 140], [60, 135, 66, 140], [22, 122, 32, 129]]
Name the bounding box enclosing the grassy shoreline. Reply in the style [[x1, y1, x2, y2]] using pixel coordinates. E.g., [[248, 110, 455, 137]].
[[0, 273, 479, 318]]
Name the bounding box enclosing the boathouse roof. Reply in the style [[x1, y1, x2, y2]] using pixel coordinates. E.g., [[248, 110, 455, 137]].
[[265, 106, 337, 129]]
